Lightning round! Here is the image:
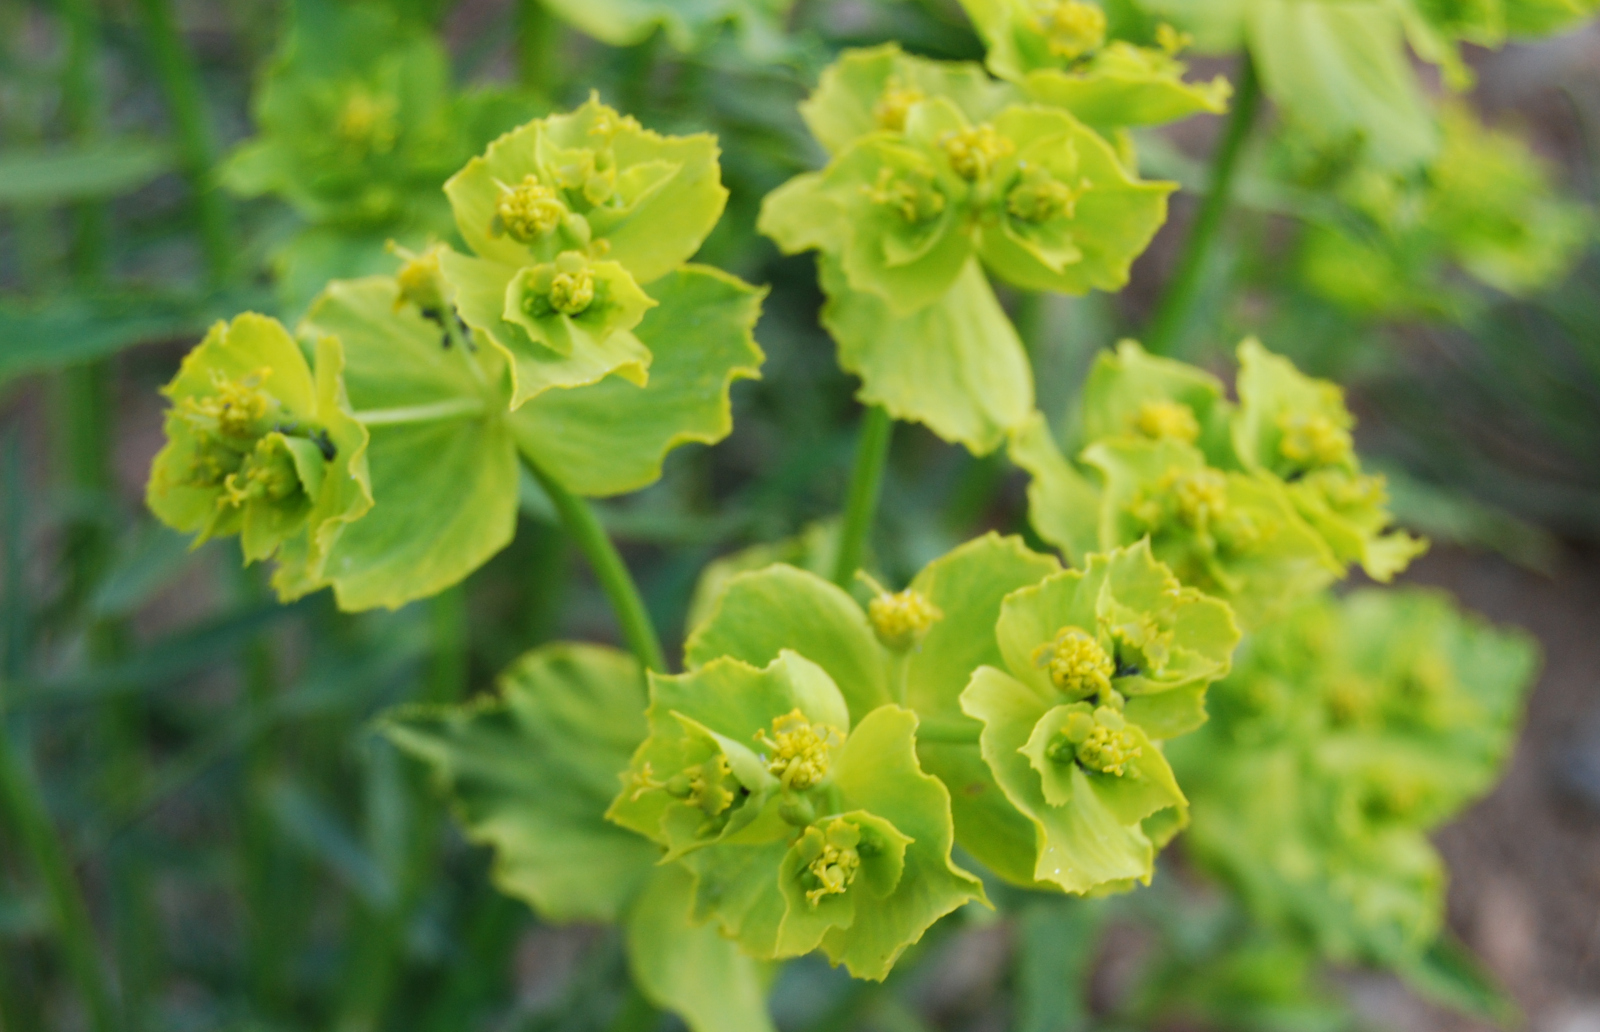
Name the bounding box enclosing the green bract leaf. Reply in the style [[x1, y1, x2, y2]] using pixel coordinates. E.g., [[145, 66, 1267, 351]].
[[955, 0, 1231, 129], [441, 95, 729, 407], [1079, 339, 1236, 466], [1171, 588, 1538, 965], [383, 643, 657, 923], [1232, 338, 1426, 581], [1007, 412, 1102, 566], [297, 275, 518, 610], [507, 265, 765, 497], [626, 864, 777, 1032], [146, 313, 372, 593], [613, 654, 982, 979], [960, 542, 1235, 893], [800, 44, 1012, 156], [1082, 436, 1340, 627], [818, 257, 1033, 455]]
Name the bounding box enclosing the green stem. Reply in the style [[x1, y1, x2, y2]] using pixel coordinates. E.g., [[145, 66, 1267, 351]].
[[1143, 56, 1261, 357], [58, 0, 107, 284], [0, 710, 118, 1032], [523, 458, 667, 674], [831, 405, 894, 589], [515, 0, 560, 101], [132, 0, 234, 287]]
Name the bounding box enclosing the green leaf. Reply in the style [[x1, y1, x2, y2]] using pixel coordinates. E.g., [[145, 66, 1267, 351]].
[[1017, 52, 1231, 131], [800, 44, 1011, 156], [1079, 339, 1236, 467], [1007, 412, 1102, 566], [819, 257, 1033, 455], [626, 863, 776, 1032], [508, 265, 765, 497], [384, 643, 656, 923], [297, 277, 518, 610], [1247, 0, 1438, 171], [683, 562, 888, 720], [0, 139, 173, 206]]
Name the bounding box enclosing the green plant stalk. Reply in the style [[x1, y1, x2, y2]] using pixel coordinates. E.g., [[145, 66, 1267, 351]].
[[1143, 56, 1261, 356], [132, 0, 234, 286], [831, 405, 894, 588], [331, 587, 468, 1032], [0, 710, 119, 1032], [524, 458, 668, 674], [515, 0, 560, 101]]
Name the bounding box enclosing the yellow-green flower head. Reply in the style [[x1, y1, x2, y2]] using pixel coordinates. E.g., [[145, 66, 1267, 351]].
[[873, 77, 926, 133], [552, 145, 618, 207], [390, 242, 448, 315], [1006, 164, 1082, 223], [335, 85, 398, 155], [1134, 399, 1200, 443], [543, 251, 597, 315], [865, 165, 948, 224], [1046, 706, 1142, 776], [1277, 412, 1352, 469], [938, 122, 1016, 181], [179, 367, 276, 442], [223, 433, 304, 507], [1037, 0, 1106, 60], [1033, 625, 1114, 699], [1154, 23, 1191, 55], [868, 587, 944, 651], [756, 708, 843, 791], [493, 174, 569, 243], [659, 754, 741, 818], [797, 818, 864, 905]]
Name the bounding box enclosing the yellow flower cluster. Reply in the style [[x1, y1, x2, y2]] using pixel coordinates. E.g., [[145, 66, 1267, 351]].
[[1134, 399, 1200, 443], [757, 709, 842, 791], [1039, 0, 1106, 60], [938, 123, 1014, 181], [1277, 412, 1352, 469], [868, 587, 943, 651], [494, 175, 567, 242], [797, 818, 863, 906], [866, 166, 947, 224], [873, 77, 925, 133], [1034, 626, 1114, 698]]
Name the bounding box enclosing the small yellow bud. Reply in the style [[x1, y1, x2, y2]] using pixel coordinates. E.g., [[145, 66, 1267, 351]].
[[873, 77, 925, 132], [1040, 1, 1107, 60], [1033, 627, 1114, 699], [798, 818, 863, 906], [391, 243, 447, 315], [868, 587, 943, 651], [1073, 710, 1141, 777], [1277, 412, 1352, 469], [180, 368, 275, 441], [546, 254, 596, 316], [865, 166, 947, 223], [938, 123, 1015, 181], [1154, 23, 1191, 55], [493, 175, 568, 242], [1133, 399, 1200, 443], [756, 709, 842, 791], [1006, 166, 1082, 223], [1166, 467, 1228, 527], [336, 87, 398, 154]]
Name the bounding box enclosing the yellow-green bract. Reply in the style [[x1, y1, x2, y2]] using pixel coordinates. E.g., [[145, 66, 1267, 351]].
[[1169, 588, 1538, 966], [1010, 338, 1425, 627], [146, 313, 372, 598], [440, 95, 730, 408], [760, 47, 1175, 453]]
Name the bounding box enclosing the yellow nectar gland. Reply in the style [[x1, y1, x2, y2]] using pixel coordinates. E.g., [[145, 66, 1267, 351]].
[[181, 368, 274, 441], [545, 254, 595, 316], [1049, 707, 1140, 776], [798, 819, 862, 906], [938, 123, 1015, 182], [1040, 0, 1107, 60], [336, 87, 398, 154], [494, 175, 567, 243], [221, 436, 301, 509], [393, 244, 446, 315], [868, 588, 943, 651], [1277, 412, 1352, 469], [1033, 627, 1114, 699], [1006, 166, 1082, 224], [1134, 399, 1200, 443], [866, 166, 946, 224], [756, 710, 841, 792], [873, 77, 925, 133]]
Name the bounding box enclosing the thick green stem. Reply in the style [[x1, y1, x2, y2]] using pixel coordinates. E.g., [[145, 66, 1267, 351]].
[[831, 406, 894, 589], [0, 709, 118, 1032], [1143, 56, 1261, 357], [132, 0, 234, 286], [524, 458, 667, 674]]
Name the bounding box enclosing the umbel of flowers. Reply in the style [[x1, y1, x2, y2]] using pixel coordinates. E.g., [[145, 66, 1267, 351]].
[[149, 97, 764, 611]]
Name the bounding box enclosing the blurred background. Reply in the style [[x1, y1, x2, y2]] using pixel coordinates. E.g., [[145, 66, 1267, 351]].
[[0, 1, 1597, 1030]]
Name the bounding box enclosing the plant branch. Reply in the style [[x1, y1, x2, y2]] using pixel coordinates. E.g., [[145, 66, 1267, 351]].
[[523, 457, 667, 674], [831, 405, 894, 588], [1143, 56, 1261, 356]]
